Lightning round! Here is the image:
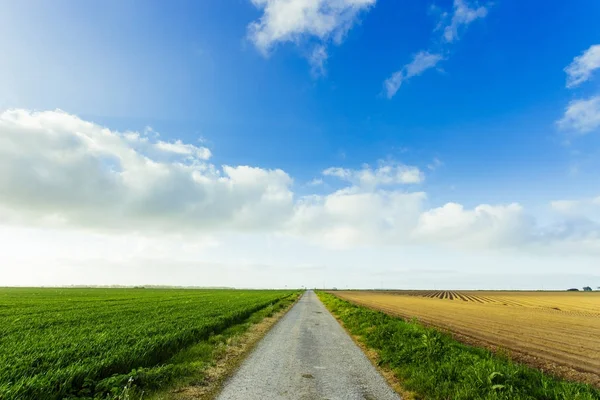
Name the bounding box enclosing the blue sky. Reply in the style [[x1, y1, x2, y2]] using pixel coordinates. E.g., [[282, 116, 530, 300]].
[[1, 0, 600, 289]]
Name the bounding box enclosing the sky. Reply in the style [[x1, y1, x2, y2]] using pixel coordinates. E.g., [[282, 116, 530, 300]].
[[1, 0, 600, 290]]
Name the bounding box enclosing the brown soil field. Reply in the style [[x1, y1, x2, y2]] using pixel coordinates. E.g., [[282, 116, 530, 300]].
[[331, 290, 600, 387]]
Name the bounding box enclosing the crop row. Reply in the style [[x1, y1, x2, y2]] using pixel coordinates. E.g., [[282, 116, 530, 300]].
[[389, 290, 533, 305], [390, 290, 490, 302]]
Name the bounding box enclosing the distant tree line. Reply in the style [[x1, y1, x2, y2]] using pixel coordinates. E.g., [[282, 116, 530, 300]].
[[567, 286, 595, 291]]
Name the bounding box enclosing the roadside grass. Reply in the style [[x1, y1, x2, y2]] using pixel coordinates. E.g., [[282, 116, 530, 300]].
[[318, 292, 600, 400]]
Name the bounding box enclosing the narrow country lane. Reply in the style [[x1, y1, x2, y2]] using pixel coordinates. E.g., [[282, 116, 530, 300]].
[[217, 291, 401, 400]]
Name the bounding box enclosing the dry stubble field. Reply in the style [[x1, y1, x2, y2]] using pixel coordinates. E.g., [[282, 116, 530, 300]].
[[332, 290, 600, 386]]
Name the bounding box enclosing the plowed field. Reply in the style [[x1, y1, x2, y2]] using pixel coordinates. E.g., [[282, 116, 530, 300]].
[[331, 290, 600, 386]]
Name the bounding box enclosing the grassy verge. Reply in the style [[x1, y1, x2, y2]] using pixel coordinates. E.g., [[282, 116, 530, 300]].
[[318, 292, 600, 400], [134, 292, 300, 400]]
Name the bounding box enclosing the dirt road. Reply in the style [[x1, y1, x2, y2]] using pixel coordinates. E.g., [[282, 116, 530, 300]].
[[217, 291, 400, 400]]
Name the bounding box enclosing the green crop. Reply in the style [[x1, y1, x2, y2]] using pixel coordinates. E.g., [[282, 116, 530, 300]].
[[0, 288, 294, 399]]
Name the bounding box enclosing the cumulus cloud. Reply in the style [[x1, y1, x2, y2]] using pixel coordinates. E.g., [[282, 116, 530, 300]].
[[441, 0, 488, 43], [323, 161, 425, 188], [565, 44, 600, 88], [384, 51, 444, 98], [289, 192, 600, 253], [1, 109, 600, 254], [557, 96, 600, 134], [247, 0, 375, 71], [412, 203, 533, 247], [0, 109, 293, 232], [288, 189, 426, 247]]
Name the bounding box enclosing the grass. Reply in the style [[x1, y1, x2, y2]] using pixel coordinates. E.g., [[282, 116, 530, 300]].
[[318, 291, 600, 400], [0, 288, 297, 400]]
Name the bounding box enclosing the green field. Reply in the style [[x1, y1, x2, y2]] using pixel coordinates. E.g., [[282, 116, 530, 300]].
[[0, 288, 295, 400]]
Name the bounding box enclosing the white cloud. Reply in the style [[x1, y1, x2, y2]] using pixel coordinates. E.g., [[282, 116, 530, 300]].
[[442, 0, 488, 43], [288, 189, 426, 247], [384, 71, 405, 99], [309, 44, 328, 76], [427, 157, 443, 170], [289, 190, 600, 253], [565, 44, 600, 88], [2, 109, 600, 258], [155, 139, 212, 160], [412, 203, 533, 247], [2, 109, 600, 288], [384, 0, 488, 98], [247, 0, 375, 71], [123, 132, 148, 143], [384, 51, 444, 98], [557, 46, 600, 138], [0, 109, 293, 233], [323, 160, 425, 188], [542, 199, 600, 254], [557, 96, 600, 134], [404, 52, 443, 77], [551, 196, 600, 220], [307, 178, 325, 186]]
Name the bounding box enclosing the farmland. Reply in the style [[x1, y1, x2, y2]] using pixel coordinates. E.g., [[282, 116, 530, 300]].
[[331, 290, 600, 387], [318, 291, 600, 400], [0, 288, 296, 400]]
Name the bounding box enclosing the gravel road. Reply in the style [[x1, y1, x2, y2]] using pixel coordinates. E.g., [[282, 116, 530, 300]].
[[217, 290, 401, 400]]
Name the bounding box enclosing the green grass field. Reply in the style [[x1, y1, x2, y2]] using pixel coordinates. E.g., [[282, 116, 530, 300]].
[[318, 291, 600, 400], [0, 288, 296, 400]]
